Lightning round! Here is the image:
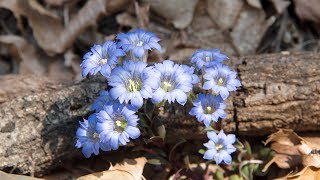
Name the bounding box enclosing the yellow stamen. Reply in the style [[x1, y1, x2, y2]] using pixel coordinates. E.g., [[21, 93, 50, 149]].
[[92, 132, 99, 140], [218, 78, 224, 85], [215, 144, 223, 151], [128, 79, 140, 92]]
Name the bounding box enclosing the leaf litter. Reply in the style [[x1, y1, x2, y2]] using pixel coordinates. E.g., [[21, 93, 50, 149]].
[[263, 129, 320, 179]]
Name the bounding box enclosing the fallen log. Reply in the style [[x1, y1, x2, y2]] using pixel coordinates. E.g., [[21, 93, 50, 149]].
[[0, 52, 319, 175]]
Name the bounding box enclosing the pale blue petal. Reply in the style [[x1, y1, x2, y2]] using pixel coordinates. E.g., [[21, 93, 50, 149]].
[[110, 132, 120, 150], [125, 126, 140, 139], [203, 149, 217, 160]]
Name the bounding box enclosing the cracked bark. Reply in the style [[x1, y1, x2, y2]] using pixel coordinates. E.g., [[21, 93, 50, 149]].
[[0, 52, 319, 175]]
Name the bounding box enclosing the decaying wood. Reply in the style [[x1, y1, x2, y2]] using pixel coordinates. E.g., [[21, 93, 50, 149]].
[[0, 52, 319, 175]]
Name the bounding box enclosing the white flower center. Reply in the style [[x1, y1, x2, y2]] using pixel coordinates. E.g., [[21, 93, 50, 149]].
[[136, 41, 144, 46], [205, 106, 214, 114], [217, 77, 224, 86], [115, 120, 122, 127], [92, 132, 99, 140], [101, 58, 108, 65], [215, 143, 223, 151], [205, 56, 211, 62], [128, 79, 142, 92], [161, 81, 173, 92], [114, 118, 128, 133]]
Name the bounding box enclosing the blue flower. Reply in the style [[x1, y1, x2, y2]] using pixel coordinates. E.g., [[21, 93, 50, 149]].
[[81, 41, 125, 78], [151, 60, 194, 105], [108, 60, 159, 109], [203, 64, 241, 100], [75, 114, 111, 158], [191, 49, 228, 70], [96, 103, 140, 150], [203, 130, 236, 164], [181, 65, 200, 85], [117, 28, 161, 60], [91, 91, 113, 112], [189, 94, 226, 127]]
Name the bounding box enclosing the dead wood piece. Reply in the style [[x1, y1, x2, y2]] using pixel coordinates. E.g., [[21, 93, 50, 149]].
[[0, 52, 319, 175]]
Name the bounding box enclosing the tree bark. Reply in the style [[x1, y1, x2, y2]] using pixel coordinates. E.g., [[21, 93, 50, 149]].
[[0, 52, 319, 175]]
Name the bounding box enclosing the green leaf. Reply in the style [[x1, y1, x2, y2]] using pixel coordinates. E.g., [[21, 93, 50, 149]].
[[244, 141, 252, 155], [230, 174, 243, 180], [157, 125, 166, 140], [240, 165, 250, 180], [198, 149, 206, 155], [249, 163, 259, 172], [214, 170, 224, 180], [203, 126, 215, 132], [147, 157, 169, 165]]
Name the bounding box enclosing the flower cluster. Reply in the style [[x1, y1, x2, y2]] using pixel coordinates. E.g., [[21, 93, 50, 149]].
[[188, 46, 241, 164], [77, 28, 241, 164]]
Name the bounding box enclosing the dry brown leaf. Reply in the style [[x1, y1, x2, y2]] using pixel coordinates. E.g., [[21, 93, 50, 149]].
[[76, 170, 135, 180], [287, 166, 320, 180], [246, 0, 262, 9], [0, 1, 25, 30], [168, 48, 197, 62], [263, 129, 320, 176], [44, 0, 75, 7], [21, 0, 107, 54], [0, 35, 45, 75], [205, 0, 274, 55], [269, 0, 291, 14], [134, 2, 150, 28], [231, 4, 275, 54], [189, 0, 237, 55], [77, 157, 147, 180], [148, 0, 199, 29], [263, 129, 303, 171], [263, 129, 303, 146], [302, 154, 320, 169], [262, 154, 302, 171], [302, 136, 320, 150], [27, 0, 60, 19], [271, 142, 301, 155], [0, 0, 129, 54], [206, 0, 244, 30], [116, 12, 139, 28], [293, 0, 320, 24]]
